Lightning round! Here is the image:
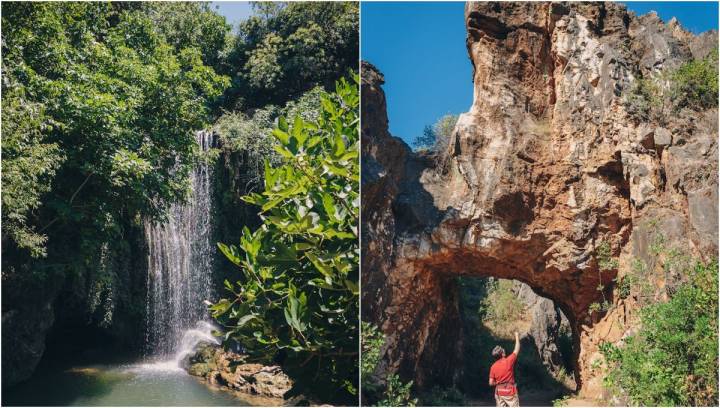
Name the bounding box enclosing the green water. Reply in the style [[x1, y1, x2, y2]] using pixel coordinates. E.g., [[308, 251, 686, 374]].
[[3, 361, 251, 406]]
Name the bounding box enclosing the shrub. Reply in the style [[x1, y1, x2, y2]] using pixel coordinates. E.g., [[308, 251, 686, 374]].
[[552, 395, 570, 407], [412, 114, 458, 153], [360, 321, 382, 370], [361, 322, 418, 406], [624, 77, 662, 120], [211, 75, 359, 403], [600, 258, 719, 406], [670, 50, 719, 111], [596, 241, 619, 271], [379, 374, 418, 407]]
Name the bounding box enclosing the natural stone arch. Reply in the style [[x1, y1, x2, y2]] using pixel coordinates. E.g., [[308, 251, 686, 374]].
[[361, 1, 717, 396]]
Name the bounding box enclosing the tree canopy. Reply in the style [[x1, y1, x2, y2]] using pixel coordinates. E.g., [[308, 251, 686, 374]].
[[224, 1, 359, 109], [412, 114, 458, 152], [2, 2, 228, 262]]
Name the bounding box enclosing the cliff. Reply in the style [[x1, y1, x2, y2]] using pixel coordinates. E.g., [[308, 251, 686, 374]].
[[361, 1, 717, 397]]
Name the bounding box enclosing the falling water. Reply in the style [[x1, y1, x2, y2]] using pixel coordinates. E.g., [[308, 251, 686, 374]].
[[143, 130, 218, 360]]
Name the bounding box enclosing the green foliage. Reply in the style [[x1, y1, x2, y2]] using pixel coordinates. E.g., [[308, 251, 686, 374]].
[[1, 72, 63, 257], [361, 322, 384, 384], [626, 50, 718, 119], [211, 76, 359, 403], [284, 86, 325, 123], [596, 241, 619, 271], [214, 108, 280, 168], [251, 2, 287, 21], [420, 385, 466, 406], [613, 258, 655, 302], [552, 395, 570, 407], [600, 259, 719, 406], [670, 50, 719, 111], [479, 279, 527, 335], [227, 2, 358, 109], [588, 301, 611, 315], [1, 2, 229, 260], [361, 322, 418, 407], [142, 2, 232, 70], [624, 77, 662, 120], [614, 275, 633, 299], [379, 375, 418, 407], [215, 86, 324, 156], [412, 114, 458, 152]]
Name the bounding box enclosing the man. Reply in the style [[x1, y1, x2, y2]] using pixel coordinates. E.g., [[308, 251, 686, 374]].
[[489, 331, 521, 407]]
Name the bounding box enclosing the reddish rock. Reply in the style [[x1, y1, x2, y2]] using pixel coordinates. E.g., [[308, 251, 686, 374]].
[[361, 1, 717, 396]]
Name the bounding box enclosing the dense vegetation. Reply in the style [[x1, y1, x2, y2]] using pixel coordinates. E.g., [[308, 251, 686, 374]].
[[2, 2, 228, 261], [670, 49, 719, 110], [222, 1, 358, 110], [600, 257, 718, 406], [2, 2, 359, 402], [211, 76, 359, 403], [2, 3, 231, 341], [478, 279, 528, 337]]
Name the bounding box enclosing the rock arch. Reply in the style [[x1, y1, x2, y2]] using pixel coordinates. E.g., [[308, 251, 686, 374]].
[[361, 1, 717, 395]]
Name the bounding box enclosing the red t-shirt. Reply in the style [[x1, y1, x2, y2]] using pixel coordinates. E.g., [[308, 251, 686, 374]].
[[489, 352, 517, 385]]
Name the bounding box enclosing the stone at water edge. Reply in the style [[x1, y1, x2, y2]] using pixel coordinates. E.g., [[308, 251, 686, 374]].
[[183, 342, 293, 400]]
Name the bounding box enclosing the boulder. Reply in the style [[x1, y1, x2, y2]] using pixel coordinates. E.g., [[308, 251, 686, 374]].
[[653, 127, 672, 147], [184, 343, 292, 400]]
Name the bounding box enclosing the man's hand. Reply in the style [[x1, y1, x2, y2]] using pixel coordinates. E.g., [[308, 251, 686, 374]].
[[513, 331, 520, 355]]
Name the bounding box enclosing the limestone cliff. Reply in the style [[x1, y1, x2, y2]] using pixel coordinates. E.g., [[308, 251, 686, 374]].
[[361, 1, 717, 396]]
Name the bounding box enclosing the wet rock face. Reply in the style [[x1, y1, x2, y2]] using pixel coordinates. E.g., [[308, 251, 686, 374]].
[[362, 2, 717, 393]]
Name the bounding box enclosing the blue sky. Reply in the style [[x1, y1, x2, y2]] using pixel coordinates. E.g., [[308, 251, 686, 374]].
[[361, 1, 719, 146], [209, 1, 253, 27], [625, 2, 719, 34]]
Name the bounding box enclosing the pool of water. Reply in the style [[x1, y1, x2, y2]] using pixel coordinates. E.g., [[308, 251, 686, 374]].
[[3, 360, 251, 406]]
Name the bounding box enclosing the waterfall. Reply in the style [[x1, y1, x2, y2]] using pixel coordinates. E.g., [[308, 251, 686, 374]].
[[143, 130, 218, 360]]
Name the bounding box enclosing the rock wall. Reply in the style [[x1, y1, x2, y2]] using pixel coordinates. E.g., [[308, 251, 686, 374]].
[[361, 1, 717, 395], [2, 220, 148, 387], [513, 280, 571, 378]]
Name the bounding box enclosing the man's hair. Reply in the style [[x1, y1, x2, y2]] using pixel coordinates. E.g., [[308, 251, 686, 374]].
[[492, 345, 505, 360]]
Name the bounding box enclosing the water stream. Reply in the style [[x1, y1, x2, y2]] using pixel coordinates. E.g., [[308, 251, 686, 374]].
[[144, 130, 218, 359], [4, 132, 249, 406]]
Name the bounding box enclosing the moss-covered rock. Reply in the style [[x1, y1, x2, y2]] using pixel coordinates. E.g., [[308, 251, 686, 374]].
[[183, 343, 292, 400]]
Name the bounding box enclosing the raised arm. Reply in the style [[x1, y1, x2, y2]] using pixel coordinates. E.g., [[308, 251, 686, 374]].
[[513, 331, 520, 355]]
